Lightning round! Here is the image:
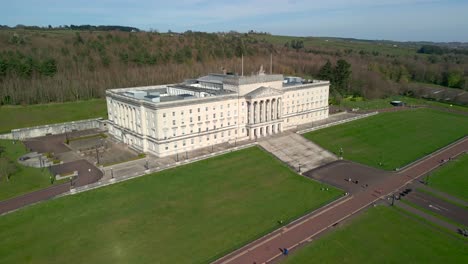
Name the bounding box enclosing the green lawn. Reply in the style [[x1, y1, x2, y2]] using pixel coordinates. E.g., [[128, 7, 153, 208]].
[[427, 154, 468, 201], [0, 139, 55, 201], [304, 108, 468, 170], [337, 95, 468, 112], [0, 147, 342, 264], [282, 206, 467, 264], [0, 99, 107, 134]]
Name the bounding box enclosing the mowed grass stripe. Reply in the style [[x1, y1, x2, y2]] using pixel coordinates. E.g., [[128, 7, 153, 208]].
[[0, 147, 341, 264], [281, 206, 467, 264], [304, 108, 468, 170]]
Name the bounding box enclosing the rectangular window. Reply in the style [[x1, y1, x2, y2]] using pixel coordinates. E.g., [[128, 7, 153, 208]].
[[189, 109, 192, 114], [198, 108, 200, 112], [172, 120, 176, 126], [163, 113, 166, 118], [198, 116, 201, 121], [172, 112, 175, 116]]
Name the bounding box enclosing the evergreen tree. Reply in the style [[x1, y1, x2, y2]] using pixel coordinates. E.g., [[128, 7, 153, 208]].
[[334, 59, 352, 93], [318, 60, 333, 81]]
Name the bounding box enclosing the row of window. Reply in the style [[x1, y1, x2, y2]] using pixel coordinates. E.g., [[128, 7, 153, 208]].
[[161, 102, 243, 118], [151, 129, 244, 151]]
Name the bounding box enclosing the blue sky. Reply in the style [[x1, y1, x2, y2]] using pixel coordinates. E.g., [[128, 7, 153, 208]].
[[2, 0, 468, 42]]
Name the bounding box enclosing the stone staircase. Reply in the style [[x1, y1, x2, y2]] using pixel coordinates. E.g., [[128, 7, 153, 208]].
[[259, 132, 337, 173]]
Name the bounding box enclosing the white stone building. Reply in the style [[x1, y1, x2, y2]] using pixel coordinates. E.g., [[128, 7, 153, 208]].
[[106, 73, 329, 157]]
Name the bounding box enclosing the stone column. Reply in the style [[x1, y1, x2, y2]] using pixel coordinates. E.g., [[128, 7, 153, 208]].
[[259, 101, 262, 123], [271, 99, 275, 120], [251, 102, 254, 124], [277, 98, 281, 119], [254, 102, 257, 124], [247, 102, 251, 124], [259, 101, 263, 123], [266, 100, 270, 122]]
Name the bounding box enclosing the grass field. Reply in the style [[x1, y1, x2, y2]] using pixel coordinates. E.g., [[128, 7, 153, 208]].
[[0, 99, 107, 134], [304, 108, 468, 170], [337, 95, 468, 112], [0, 147, 341, 264], [427, 154, 468, 201], [0, 139, 56, 201], [282, 206, 467, 264], [252, 35, 418, 57]]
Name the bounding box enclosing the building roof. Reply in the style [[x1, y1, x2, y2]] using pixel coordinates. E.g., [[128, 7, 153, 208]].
[[245, 86, 283, 99]]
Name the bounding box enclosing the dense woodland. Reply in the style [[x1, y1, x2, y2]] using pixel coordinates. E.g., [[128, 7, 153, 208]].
[[0, 27, 467, 105]]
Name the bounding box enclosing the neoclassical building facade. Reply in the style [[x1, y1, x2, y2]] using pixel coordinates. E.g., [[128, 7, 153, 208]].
[[106, 73, 329, 157]]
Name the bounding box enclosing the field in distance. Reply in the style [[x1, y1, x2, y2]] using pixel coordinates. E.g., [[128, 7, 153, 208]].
[[0, 147, 341, 264], [0, 99, 107, 134], [304, 108, 468, 170], [281, 206, 467, 264]]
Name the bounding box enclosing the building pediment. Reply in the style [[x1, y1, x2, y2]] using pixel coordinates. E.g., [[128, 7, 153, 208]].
[[245, 86, 283, 99]]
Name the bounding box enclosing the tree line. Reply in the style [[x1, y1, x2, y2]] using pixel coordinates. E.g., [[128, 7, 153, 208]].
[[0, 29, 467, 105]]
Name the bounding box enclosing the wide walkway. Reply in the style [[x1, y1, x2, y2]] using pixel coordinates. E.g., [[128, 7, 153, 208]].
[[213, 136, 468, 264], [259, 132, 337, 173]]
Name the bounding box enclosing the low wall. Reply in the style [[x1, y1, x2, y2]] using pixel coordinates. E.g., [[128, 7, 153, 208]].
[[0, 133, 13, 140], [11, 118, 107, 140]]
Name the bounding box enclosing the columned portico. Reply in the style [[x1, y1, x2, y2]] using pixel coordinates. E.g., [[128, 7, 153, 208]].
[[245, 86, 284, 140]]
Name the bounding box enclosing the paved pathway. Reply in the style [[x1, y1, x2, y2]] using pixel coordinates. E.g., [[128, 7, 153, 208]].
[[0, 159, 102, 215], [213, 136, 468, 264], [258, 132, 337, 173]]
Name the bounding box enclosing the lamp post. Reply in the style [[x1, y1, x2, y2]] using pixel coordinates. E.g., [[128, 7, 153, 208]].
[[110, 168, 114, 179], [145, 158, 149, 170], [298, 163, 301, 173], [339, 147, 344, 159]]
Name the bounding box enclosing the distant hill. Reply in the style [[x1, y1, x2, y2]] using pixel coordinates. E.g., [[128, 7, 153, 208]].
[[0, 27, 466, 105]]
